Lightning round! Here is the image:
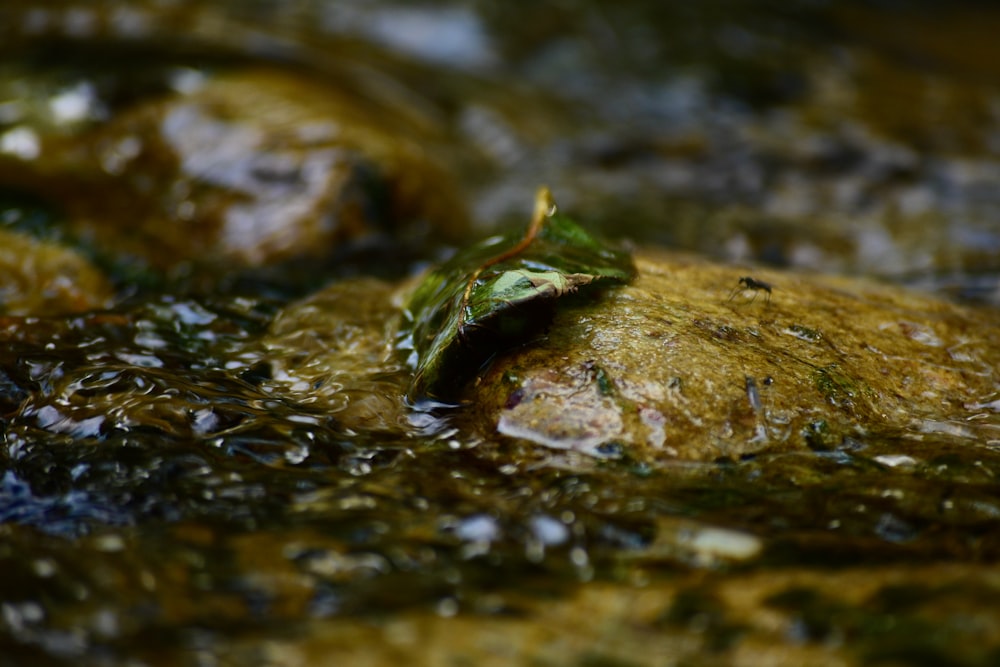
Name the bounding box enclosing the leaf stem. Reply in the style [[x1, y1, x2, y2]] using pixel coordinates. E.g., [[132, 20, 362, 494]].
[[456, 186, 556, 338]]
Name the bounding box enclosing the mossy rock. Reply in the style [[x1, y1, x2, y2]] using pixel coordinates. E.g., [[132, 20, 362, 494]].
[[0, 68, 468, 285], [465, 248, 1000, 461], [249, 245, 1000, 464], [0, 228, 113, 315]]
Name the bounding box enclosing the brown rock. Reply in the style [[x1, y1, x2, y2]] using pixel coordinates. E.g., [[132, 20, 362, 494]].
[[469, 249, 1000, 461], [0, 68, 467, 282], [0, 228, 113, 315]]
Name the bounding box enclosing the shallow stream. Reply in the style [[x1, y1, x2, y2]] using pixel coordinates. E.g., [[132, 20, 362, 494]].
[[2, 2, 1000, 665]]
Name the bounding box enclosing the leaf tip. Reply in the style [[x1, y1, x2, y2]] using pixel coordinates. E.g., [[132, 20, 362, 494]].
[[533, 186, 557, 225]]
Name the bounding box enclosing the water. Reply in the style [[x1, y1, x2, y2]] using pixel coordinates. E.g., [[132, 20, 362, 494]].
[[2, 1, 1000, 665]]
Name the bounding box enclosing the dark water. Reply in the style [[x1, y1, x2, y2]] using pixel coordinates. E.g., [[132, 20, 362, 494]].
[[2, 2, 1000, 665]]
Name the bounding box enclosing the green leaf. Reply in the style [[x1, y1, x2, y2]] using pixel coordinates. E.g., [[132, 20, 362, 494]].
[[399, 187, 636, 400]]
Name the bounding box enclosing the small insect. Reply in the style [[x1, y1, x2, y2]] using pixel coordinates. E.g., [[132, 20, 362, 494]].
[[728, 275, 773, 305]]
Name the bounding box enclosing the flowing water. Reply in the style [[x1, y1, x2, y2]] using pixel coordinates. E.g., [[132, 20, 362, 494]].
[[2, 2, 1000, 665]]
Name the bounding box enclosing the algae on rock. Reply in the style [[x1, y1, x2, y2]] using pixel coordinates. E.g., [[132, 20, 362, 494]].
[[463, 248, 1000, 461], [0, 68, 468, 288]]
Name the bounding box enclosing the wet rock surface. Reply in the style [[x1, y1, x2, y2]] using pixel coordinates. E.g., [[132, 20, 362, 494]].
[[472, 249, 1000, 461], [0, 66, 466, 289], [1, 2, 1000, 666], [0, 227, 113, 315]]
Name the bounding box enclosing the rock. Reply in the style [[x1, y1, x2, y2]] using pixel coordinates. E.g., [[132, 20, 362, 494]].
[[237, 244, 1000, 464], [467, 248, 1000, 461], [0, 68, 468, 285], [0, 228, 113, 315]]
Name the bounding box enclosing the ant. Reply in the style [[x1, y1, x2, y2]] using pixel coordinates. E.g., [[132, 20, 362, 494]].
[[728, 276, 772, 305]]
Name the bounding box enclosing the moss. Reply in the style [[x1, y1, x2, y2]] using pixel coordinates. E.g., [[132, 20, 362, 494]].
[[812, 364, 864, 411], [802, 419, 839, 451], [593, 364, 616, 397], [787, 324, 822, 342]]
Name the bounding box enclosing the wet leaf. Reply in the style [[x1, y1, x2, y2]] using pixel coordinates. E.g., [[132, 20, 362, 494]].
[[400, 187, 636, 400]]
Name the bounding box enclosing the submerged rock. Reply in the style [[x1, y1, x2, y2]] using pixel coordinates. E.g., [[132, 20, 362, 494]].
[[248, 277, 412, 434]]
